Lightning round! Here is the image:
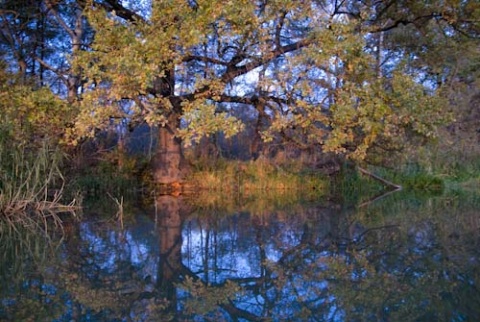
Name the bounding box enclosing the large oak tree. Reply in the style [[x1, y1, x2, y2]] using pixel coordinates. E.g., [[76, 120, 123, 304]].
[[71, 0, 478, 186]]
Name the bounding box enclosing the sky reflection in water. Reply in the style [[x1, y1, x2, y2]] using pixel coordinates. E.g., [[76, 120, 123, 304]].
[[0, 192, 479, 321]]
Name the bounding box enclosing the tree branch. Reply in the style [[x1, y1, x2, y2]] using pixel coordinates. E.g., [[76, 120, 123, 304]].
[[357, 166, 402, 191], [34, 56, 67, 81], [370, 13, 443, 33], [275, 10, 288, 49], [45, 0, 76, 39], [99, 0, 145, 23], [220, 300, 265, 321], [221, 39, 311, 83], [182, 54, 228, 66]]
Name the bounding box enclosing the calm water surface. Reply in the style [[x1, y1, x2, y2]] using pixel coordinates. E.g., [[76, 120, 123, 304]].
[[1, 191, 479, 321]]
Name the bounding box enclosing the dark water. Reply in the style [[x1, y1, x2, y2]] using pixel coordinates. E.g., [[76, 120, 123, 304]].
[[1, 191, 480, 321]]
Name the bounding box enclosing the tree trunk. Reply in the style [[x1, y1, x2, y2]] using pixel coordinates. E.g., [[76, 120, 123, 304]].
[[250, 102, 267, 160], [153, 112, 189, 190]]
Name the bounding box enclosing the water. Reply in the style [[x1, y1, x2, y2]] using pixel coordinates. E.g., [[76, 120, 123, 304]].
[[1, 191, 479, 321]]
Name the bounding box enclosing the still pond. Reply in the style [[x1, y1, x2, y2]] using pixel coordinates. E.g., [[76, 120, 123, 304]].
[[1, 190, 479, 321]]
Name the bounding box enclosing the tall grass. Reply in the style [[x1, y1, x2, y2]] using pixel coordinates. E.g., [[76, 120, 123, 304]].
[[412, 138, 480, 188], [187, 157, 329, 194], [0, 138, 79, 230]]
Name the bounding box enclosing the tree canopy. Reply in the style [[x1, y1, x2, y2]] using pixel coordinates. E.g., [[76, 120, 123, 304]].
[[1, 0, 479, 183]]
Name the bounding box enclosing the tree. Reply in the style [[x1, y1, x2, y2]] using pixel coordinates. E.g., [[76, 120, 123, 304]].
[[356, 0, 480, 165], [0, 0, 96, 147], [72, 0, 478, 187], [0, 64, 71, 146], [0, 0, 47, 80]]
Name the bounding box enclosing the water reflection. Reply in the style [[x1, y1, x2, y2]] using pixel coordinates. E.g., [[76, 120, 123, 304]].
[[0, 192, 479, 321]]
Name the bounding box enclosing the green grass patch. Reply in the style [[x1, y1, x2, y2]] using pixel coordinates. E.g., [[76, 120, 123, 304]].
[[412, 142, 480, 187], [70, 157, 140, 199], [187, 158, 329, 194], [370, 163, 445, 194]]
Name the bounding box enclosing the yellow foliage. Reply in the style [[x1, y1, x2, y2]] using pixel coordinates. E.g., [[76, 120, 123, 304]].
[[0, 69, 73, 146]]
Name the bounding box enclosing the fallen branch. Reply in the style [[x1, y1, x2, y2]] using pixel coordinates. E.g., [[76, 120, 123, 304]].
[[357, 166, 402, 191], [357, 166, 402, 207]]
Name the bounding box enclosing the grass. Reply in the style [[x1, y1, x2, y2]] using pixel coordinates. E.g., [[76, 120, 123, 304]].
[[187, 157, 329, 194], [411, 139, 480, 187], [67, 154, 143, 221], [179, 157, 330, 213], [70, 158, 139, 198], [373, 163, 445, 193], [0, 138, 79, 231]]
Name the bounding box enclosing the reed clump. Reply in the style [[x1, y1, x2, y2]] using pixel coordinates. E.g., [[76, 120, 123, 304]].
[[0, 138, 79, 230]]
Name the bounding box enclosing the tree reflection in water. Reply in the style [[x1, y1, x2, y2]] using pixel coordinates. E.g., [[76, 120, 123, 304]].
[[0, 193, 479, 321]]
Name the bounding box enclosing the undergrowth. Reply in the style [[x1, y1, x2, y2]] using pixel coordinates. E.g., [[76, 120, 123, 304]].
[[0, 136, 79, 230], [187, 157, 329, 194]]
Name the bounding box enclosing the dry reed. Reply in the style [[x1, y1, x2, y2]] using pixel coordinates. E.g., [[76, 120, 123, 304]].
[[0, 140, 79, 231]]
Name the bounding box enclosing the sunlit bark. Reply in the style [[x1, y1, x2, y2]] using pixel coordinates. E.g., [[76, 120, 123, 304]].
[[153, 113, 189, 186]]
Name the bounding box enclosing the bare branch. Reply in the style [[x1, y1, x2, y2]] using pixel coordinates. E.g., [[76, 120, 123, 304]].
[[357, 166, 402, 190], [44, 0, 76, 39], [275, 10, 288, 49], [34, 57, 66, 81]]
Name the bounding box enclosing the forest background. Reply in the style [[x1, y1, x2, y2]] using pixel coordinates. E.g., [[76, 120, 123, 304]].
[[0, 0, 479, 220]]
